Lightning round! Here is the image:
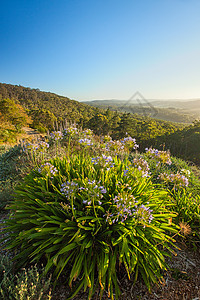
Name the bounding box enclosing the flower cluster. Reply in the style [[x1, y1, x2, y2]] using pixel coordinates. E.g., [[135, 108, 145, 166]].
[[104, 194, 153, 226], [91, 156, 100, 165], [64, 126, 79, 136], [38, 163, 58, 178], [60, 181, 79, 199], [104, 140, 125, 154], [158, 172, 189, 188], [91, 154, 114, 170], [135, 204, 154, 225], [87, 179, 107, 195], [60, 179, 107, 208], [120, 136, 139, 150], [38, 141, 49, 151], [132, 157, 150, 177], [82, 129, 93, 137], [24, 142, 39, 152], [145, 148, 172, 165], [78, 138, 93, 146], [81, 179, 107, 206], [101, 136, 138, 156], [123, 168, 129, 177], [180, 169, 191, 177], [111, 194, 136, 223], [50, 131, 64, 141], [24, 141, 49, 153]]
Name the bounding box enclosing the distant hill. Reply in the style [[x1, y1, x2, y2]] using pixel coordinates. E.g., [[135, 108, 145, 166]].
[[83, 99, 200, 123], [84, 98, 200, 109]]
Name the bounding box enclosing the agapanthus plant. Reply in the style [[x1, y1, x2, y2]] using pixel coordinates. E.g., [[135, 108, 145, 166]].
[[38, 162, 58, 179], [91, 154, 114, 170], [24, 140, 49, 153], [64, 126, 79, 137], [120, 136, 139, 150], [3, 152, 178, 300], [145, 148, 172, 165], [158, 172, 189, 188], [82, 129, 93, 137], [132, 157, 150, 177], [24, 140, 50, 163], [79, 138, 93, 147], [50, 131, 64, 141]]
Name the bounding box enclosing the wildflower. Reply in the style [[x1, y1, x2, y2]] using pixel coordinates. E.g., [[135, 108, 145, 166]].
[[123, 169, 129, 176], [82, 129, 93, 137], [86, 179, 107, 195], [79, 138, 93, 146], [132, 157, 150, 177], [64, 126, 79, 136], [136, 204, 154, 224], [104, 194, 136, 224], [104, 193, 153, 226], [145, 148, 172, 165], [50, 131, 63, 141], [38, 163, 58, 178], [120, 136, 139, 150], [158, 172, 189, 188], [24, 142, 39, 152], [60, 181, 78, 199], [91, 155, 114, 169], [180, 169, 191, 177], [38, 141, 49, 150]]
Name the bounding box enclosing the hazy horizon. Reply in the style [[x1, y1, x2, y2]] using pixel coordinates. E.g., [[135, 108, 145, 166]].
[[81, 98, 200, 102]]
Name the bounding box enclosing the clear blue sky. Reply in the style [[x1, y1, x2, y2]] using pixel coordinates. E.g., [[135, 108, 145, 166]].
[[1, 0, 200, 101]]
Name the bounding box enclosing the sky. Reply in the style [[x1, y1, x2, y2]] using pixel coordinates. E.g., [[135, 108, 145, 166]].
[[1, 0, 200, 101]]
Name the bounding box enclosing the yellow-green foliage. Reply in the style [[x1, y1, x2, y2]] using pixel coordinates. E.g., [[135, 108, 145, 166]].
[[0, 98, 32, 143]]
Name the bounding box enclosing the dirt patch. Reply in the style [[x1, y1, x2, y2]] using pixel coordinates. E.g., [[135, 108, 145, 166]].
[[20, 127, 45, 141]]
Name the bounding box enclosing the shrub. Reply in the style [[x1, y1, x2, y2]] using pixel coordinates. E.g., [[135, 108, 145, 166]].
[[0, 144, 30, 210], [0, 254, 52, 300], [170, 189, 200, 246], [130, 151, 200, 195], [3, 152, 178, 299]]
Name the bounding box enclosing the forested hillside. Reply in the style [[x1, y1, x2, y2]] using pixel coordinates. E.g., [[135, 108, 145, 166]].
[[0, 83, 180, 140], [0, 83, 96, 129]]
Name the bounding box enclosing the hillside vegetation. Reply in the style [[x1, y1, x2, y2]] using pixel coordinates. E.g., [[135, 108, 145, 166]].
[[0, 83, 181, 140], [0, 83, 200, 166]]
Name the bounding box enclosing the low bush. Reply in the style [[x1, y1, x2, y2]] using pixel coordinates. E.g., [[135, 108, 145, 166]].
[[0, 254, 52, 300], [0, 144, 29, 210]]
